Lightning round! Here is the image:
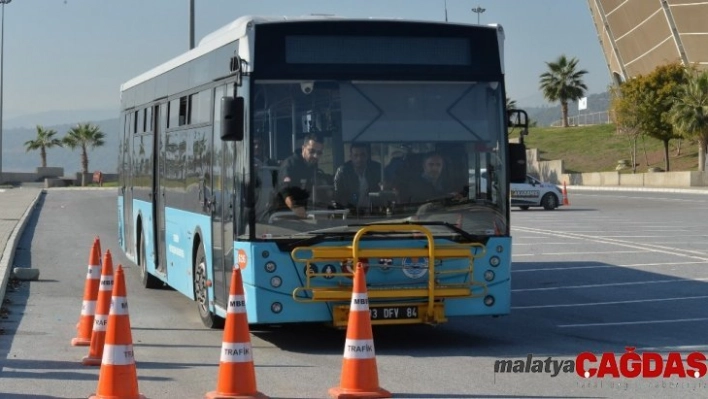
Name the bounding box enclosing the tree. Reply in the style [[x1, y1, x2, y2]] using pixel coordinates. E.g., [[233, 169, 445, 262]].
[[24, 126, 63, 168], [539, 55, 588, 127], [63, 123, 106, 185], [670, 69, 708, 171], [634, 63, 687, 172], [610, 78, 644, 173], [506, 97, 517, 110]]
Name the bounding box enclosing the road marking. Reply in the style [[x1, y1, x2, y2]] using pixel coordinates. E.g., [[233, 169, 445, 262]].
[[512, 295, 708, 309], [558, 317, 708, 328], [513, 250, 646, 257], [512, 277, 708, 292], [512, 261, 708, 273], [514, 226, 708, 261]]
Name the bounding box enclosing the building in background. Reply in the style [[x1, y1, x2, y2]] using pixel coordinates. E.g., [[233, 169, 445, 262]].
[[587, 0, 708, 84]]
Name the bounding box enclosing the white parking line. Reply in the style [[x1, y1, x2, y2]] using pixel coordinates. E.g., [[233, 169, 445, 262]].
[[558, 318, 708, 328], [512, 261, 708, 273], [512, 295, 708, 309], [513, 250, 646, 257], [514, 226, 708, 261], [512, 277, 708, 292]]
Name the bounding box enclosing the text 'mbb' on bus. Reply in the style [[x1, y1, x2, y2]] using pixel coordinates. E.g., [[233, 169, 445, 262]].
[[117, 15, 528, 328]]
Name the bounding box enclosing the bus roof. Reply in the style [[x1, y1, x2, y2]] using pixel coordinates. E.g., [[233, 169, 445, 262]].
[[120, 15, 499, 92]]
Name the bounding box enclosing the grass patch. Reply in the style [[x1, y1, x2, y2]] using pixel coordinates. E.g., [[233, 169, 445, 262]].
[[523, 124, 700, 174]]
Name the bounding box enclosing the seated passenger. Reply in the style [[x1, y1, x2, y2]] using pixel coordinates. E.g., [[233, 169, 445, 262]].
[[269, 134, 325, 218], [400, 152, 459, 204], [333, 143, 382, 212]]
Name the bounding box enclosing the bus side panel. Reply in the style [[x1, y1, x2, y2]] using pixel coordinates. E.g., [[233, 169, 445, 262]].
[[444, 237, 511, 316], [164, 206, 212, 300], [236, 242, 333, 324]]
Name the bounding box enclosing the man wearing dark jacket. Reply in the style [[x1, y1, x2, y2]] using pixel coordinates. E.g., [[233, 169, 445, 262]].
[[271, 134, 325, 218], [333, 143, 382, 212]]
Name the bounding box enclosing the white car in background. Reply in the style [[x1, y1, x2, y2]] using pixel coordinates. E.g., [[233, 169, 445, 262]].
[[511, 175, 564, 210]]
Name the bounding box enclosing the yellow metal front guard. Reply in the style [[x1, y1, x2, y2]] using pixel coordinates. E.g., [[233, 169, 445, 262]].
[[291, 224, 487, 325]]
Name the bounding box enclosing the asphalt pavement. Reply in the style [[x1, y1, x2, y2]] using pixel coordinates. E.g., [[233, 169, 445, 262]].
[[1, 184, 707, 307]]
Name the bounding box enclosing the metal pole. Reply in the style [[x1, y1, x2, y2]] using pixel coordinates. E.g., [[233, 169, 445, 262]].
[[471, 6, 485, 25], [189, 0, 195, 50], [0, 0, 10, 184]]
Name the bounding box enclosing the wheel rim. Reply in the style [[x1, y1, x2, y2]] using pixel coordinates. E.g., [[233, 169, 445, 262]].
[[546, 195, 557, 208], [195, 258, 208, 314]]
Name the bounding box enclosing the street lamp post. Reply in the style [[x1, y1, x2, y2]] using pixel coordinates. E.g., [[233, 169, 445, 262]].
[[471, 5, 486, 25], [189, 0, 195, 49], [0, 0, 10, 184]]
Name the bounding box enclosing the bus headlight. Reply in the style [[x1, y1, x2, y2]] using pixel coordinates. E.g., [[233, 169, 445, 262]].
[[484, 295, 495, 306], [484, 270, 495, 281], [270, 276, 282, 288], [489, 256, 500, 267], [271, 302, 282, 313], [264, 261, 277, 273]]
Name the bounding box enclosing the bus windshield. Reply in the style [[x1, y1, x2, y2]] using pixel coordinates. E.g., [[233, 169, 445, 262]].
[[251, 80, 509, 239]]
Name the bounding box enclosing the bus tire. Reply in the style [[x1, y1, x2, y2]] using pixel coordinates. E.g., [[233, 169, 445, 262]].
[[194, 244, 224, 329], [139, 230, 162, 289]]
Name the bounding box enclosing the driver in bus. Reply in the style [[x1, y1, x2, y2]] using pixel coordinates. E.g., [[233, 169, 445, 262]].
[[401, 152, 462, 204], [333, 142, 382, 214], [270, 133, 325, 218]]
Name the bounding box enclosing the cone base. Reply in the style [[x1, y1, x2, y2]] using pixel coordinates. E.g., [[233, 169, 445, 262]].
[[89, 394, 146, 399], [81, 355, 101, 366], [328, 387, 392, 399], [204, 390, 269, 399], [71, 337, 91, 347]]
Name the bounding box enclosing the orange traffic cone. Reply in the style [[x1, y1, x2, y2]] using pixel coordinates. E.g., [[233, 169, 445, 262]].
[[89, 265, 145, 399], [562, 182, 570, 206], [205, 266, 268, 399], [82, 250, 115, 366], [329, 263, 391, 399], [71, 238, 102, 346]]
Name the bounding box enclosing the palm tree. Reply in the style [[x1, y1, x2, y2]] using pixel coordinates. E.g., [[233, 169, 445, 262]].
[[63, 123, 106, 185], [506, 97, 517, 110], [24, 125, 63, 168], [670, 70, 708, 171], [539, 55, 588, 127]]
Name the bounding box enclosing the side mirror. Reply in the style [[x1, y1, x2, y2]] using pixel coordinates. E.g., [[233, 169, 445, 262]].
[[220, 96, 244, 141], [508, 142, 527, 184]]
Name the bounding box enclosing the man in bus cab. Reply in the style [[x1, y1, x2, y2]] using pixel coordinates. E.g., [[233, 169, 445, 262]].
[[333, 142, 382, 214], [400, 152, 462, 204], [271, 133, 326, 218]]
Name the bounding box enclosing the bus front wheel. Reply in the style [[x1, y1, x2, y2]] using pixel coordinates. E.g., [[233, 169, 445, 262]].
[[194, 244, 224, 329], [139, 230, 161, 289]]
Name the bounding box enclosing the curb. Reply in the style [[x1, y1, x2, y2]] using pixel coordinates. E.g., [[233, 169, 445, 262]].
[[0, 190, 43, 304], [567, 185, 708, 195]]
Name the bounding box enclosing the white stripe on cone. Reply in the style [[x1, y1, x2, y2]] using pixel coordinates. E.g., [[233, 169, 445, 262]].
[[349, 292, 369, 311], [343, 338, 376, 359], [81, 300, 96, 316], [102, 344, 136, 366], [220, 342, 253, 362], [110, 297, 129, 316]]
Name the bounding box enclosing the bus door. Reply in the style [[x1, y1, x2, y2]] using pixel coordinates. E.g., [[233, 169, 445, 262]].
[[153, 103, 167, 276], [122, 112, 134, 256], [211, 83, 236, 308]]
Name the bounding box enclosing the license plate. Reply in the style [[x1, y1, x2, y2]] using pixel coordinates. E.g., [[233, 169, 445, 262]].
[[369, 305, 419, 320]]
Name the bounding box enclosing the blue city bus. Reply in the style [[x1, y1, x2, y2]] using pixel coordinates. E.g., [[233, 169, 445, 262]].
[[117, 15, 528, 328]]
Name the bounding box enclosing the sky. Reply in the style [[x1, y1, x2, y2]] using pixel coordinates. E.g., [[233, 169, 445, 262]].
[[1, 0, 611, 121]]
